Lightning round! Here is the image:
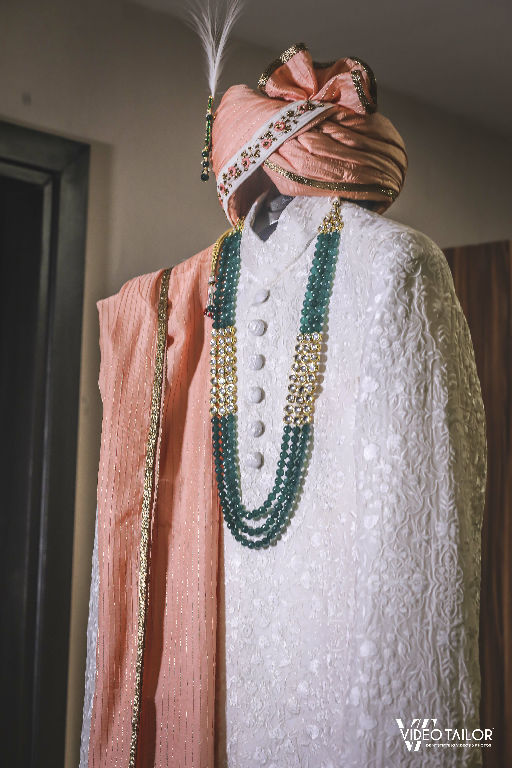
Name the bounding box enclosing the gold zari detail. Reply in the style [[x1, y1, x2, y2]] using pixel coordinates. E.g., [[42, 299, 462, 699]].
[[258, 42, 308, 91], [350, 55, 378, 103], [263, 159, 397, 199], [351, 70, 376, 114], [129, 266, 172, 768]]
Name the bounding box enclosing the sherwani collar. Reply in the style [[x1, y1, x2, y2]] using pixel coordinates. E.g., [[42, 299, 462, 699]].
[[240, 191, 336, 286]]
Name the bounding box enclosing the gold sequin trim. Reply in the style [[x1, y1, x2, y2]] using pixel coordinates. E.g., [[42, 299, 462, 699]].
[[129, 266, 172, 768], [263, 159, 397, 199], [258, 42, 308, 92], [351, 70, 376, 114], [350, 55, 378, 103]]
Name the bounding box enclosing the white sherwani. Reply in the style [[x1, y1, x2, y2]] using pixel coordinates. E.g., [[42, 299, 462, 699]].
[[82, 194, 486, 768]]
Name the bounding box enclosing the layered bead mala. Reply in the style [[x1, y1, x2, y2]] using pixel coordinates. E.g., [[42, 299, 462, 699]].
[[207, 199, 344, 548]]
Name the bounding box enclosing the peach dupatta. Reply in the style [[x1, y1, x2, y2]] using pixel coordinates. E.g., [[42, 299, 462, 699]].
[[88, 245, 219, 768]]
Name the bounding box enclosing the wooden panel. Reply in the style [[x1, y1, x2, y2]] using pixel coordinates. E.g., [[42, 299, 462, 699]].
[[444, 240, 512, 768]]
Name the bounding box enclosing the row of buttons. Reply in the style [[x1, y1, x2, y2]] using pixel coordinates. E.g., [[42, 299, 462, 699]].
[[247, 288, 269, 469]]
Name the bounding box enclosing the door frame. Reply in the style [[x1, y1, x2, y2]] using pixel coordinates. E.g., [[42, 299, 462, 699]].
[[0, 120, 89, 766]]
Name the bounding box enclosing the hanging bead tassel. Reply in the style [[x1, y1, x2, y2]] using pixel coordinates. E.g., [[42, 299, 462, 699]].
[[201, 95, 214, 182]]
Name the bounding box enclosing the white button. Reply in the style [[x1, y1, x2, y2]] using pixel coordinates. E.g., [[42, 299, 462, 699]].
[[249, 353, 265, 371], [247, 386, 264, 403], [246, 451, 263, 469], [252, 288, 270, 304], [248, 319, 267, 336], [251, 420, 265, 437]]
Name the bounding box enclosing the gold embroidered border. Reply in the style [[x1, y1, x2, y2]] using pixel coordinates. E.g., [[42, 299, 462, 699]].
[[129, 266, 172, 768], [350, 55, 378, 103], [263, 159, 397, 199], [258, 42, 308, 91], [351, 70, 376, 114]]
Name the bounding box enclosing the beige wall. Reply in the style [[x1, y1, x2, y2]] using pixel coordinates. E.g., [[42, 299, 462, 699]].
[[380, 87, 512, 248], [1, 1, 511, 765]]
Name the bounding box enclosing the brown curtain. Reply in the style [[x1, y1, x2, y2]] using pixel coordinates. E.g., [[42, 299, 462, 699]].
[[444, 241, 512, 768]]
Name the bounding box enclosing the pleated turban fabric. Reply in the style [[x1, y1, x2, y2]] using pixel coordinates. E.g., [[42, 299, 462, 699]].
[[212, 43, 408, 225]]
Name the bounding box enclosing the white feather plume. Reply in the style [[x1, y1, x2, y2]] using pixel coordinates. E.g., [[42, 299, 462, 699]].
[[187, 0, 244, 98]]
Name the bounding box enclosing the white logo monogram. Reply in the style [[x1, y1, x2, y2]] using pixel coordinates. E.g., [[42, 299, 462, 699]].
[[395, 718, 437, 751]]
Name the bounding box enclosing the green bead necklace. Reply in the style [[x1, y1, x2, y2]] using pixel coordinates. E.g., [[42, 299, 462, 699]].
[[208, 199, 344, 548]]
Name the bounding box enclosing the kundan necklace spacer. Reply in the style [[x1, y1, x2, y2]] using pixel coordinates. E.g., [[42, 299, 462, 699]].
[[207, 198, 344, 548]]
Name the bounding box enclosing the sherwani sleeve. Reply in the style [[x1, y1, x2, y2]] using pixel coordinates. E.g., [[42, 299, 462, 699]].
[[343, 231, 487, 767], [79, 294, 116, 768], [79, 509, 99, 768]]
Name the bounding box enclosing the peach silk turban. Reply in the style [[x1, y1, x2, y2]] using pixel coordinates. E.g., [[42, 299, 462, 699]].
[[211, 43, 408, 225]]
